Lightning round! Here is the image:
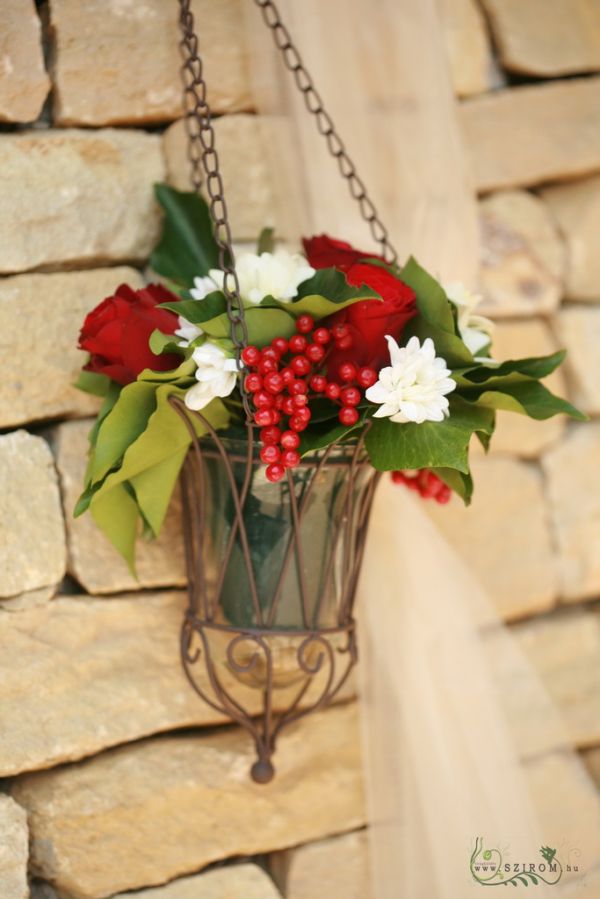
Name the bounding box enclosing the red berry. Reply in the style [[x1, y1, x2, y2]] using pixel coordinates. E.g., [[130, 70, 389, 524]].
[[282, 396, 295, 415], [313, 327, 331, 345], [291, 355, 311, 376], [281, 448, 301, 468], [339, 406, 359, 426], [263, 372, 284, 394], [253, 389, 274, 408], [310, 375, 327, 393], [340, 386, 361, 407], [296, 314, 314, 334], [266, 463, 286, 483], [280, 430, 300, 450], [274, 394, 284, 409], [261, 347, 280, 362], [270, 409, 282, 425], [437, 486, 452, 504], [259, 357, 277, 375], [271, 337, 289, 355], [254, 409, 275, 426], [260, 444, 281, 464], [305, 343, 325, 363], [260, 426, 281, 445], [335, 334, 354, 351], [357, 367, 378, 388], [290, 379, 308, 395], [280, 366, 295, 385], [338, 362, 357, 383], [294, 405, 311, 423], [289, 415, 309, 432], [245, 373, 262, 392], [241, 345, 260, 366], [292, 394, 308, 408], [325, 382, 341, 400], [332, 323, 349, 340], [289, 334, 307, 354]]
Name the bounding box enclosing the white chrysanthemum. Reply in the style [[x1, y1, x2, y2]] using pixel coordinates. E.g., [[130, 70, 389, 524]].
[[209, 249, 315, 304], [365, 335, 456, 424], [176, 276, 218, 347], [444, 281, 494, 357], [184, 342, 239, 411]]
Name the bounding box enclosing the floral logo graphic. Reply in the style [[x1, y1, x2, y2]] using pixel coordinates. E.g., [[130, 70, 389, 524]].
[[470, 837, 568, 887]]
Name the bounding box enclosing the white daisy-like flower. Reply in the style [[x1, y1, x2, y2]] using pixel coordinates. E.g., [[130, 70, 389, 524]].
[[209, 249, 315, 305], [184, 342, 239, 411], [444, 281, 494, 357], [365, 335, 456, 424]]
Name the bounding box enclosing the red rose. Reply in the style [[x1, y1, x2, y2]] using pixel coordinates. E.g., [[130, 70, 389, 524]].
[[79, 283, 181, 386], [303, 234, 381, 271], [327, 262, 417, 371]]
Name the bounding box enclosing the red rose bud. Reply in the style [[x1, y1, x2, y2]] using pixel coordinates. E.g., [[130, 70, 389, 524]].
[[78, 283, 181, 386], [302, 234, 382, 272]]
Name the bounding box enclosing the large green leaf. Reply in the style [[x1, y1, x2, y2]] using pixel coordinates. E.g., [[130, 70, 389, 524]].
[[459, 350, 567, 384], [150, 184, 220, 288], [463, 379, 587, 421], [161, 291, 227, 324], [197, 306, 296, 345], [295, 267, 383, 304], [365, 397, 495, 473], [431, 467, 473, 505], [90, 481, 140, 571], [74, 370, 111, 397], [88, 380, 158, 484], [129, 444, 188, 537], [400, 257, 474, 368]]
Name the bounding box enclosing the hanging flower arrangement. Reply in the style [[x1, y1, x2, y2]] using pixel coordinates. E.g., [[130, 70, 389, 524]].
[[75, 185, 583, 569]]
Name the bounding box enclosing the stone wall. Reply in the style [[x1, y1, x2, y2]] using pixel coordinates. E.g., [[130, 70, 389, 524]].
[[0, 1, 599, 896]]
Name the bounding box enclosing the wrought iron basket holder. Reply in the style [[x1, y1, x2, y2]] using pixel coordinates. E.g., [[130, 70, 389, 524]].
[[176, 0, 395, 781]]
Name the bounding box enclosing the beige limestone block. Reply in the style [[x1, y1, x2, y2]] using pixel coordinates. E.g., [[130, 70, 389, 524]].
[[460, 77, 600, 192], [525, 750, 600, 878], [0, 430, 66, 598], [438, 0, 495, 97], [542, 175, 600, 301], [0, 795, 28, 899], [12, 702, 365, 898], [0, 0, 50, 123], [164, 116, 278, 241], [542, 424, 600, 602], [271, 829, 371, 899], [584, 746, 600, 789], [0, 129, 164, 275], [114, 865, 282, 898], [0, 268, 143, 428], [475, 319, 567, 458], [425, 456, 558, 621], [50, 0, 251, 126], [551, 307, 600, 415], [0, 590, 354, 777], [478, 190, 565, 316], [513, 609, 600, 749], [54, 419, 187, 593], [481, 0, 600, 77]]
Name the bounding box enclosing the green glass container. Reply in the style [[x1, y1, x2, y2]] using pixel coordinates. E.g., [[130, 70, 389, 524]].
[[181, 435, 377, 631]]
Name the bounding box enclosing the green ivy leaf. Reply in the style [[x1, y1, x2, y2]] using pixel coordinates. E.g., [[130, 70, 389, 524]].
[[299, 409, 367, 455], [365, 396, 495, 473], [462, 378, 587, 421], [296, 267, 382, 304], [150, 184, 220, 288], [431, 467, 473, 505], [460, 350, 567, 384], [161, 291, 227, 324]]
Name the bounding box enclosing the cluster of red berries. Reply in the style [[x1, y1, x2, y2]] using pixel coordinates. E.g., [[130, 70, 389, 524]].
[[391, 469, 452, 504], [241, 314, 378, 483]]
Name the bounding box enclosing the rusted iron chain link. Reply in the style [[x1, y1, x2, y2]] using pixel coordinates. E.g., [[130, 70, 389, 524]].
[[178, 0, 252, 418], [252, 0, 398, 265]]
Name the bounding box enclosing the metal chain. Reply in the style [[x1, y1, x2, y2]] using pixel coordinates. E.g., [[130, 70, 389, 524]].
[[178, 0, 252, 419], [252, 0, 398, 265]]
